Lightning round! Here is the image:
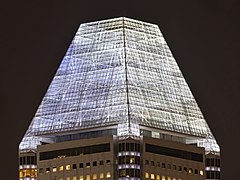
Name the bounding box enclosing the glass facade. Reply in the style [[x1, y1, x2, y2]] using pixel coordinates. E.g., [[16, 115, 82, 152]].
[[19, 17, 219, 153]]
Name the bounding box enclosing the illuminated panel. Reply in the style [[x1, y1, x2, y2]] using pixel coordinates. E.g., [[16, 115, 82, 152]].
[[19, 17, 219, 153]]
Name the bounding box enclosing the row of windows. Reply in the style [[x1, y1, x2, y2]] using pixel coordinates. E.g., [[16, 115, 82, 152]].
[[19, 156, 37, 165], [144, 160, 204, 175], [39, 160, 111, 173], [50, 172, 111, 180], [206, 158, 220, 167], [118, 156, 140, 165], [19, 168, 37, 178], [206, 171, 220, 179], [145, 144, 203, 162], [145, 173, 182, 180], [118, 142, 140, 152], [118, 169, 140, 178], [39, 143, 110, 160]]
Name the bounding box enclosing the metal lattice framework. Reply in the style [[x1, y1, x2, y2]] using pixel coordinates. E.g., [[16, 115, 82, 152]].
[[19, 17, 219, 153]]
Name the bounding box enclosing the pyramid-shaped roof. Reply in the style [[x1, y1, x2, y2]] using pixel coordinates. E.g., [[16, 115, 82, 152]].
[[19, 17, 219, 153]]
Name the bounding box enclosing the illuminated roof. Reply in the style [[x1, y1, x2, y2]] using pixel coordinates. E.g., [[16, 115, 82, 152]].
[[19, 17, 219, 153]]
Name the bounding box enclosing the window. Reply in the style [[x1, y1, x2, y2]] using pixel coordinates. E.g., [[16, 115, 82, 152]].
[[173, 165, 176, 170], [145, 160, 149, 165], [210, 158, 214, 166], [39, 168, 44, 173], [206, 171, 211, 179], [100, 160, 104, 165], [188, 168, 192, 173], [183, 167, 187, 172], [194, 169, 198, 174], [151, 174, 155, 179], [162, 176, 166, 180], [167, 177, 171, 180], [130, 157, 135, 164], [156, 175, 160, 180], [157, 162, 160, 167], [66, 165, 71, 170], [79, 163, 84, 168], [52, 167, 57, 172], [167, 164, 171, 169], [106, 160, 111, 165], [80, 176, 84, 180], [151, 161, 155, 166], [106, 172, 111, 178], [73, 176, 77, 180], [86, 162, 90, 168], [178, 166, 182, 171], [93, 161, 97, 166], [60, 178, 63, 180], [216, 158, 220, 167], [72, 164, 77, 169], [86, 175, 90, 180], [100, 173, 104, 179], [66, 177, 70, 180], [46, 167, 50, 173], [200, 170, 204, 176], [145, 172, 149, 178], [93, 174, 97, 180], [59, 166, 63, 171], [162, 163, 166, 168]]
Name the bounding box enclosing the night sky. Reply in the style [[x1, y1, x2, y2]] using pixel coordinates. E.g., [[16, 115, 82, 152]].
[[1, 0, 240, 179]]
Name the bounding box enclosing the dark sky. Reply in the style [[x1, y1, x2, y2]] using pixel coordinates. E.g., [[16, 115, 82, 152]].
[[1, 0, 240, 179]]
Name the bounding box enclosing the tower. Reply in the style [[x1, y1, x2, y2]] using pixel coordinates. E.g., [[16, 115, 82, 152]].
[[19, 17, 220, 180]]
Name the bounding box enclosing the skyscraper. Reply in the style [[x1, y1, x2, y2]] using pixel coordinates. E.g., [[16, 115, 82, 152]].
[[19, 17, 220, 180]]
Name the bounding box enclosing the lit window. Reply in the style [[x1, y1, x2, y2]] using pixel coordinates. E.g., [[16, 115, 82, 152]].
[[151, 174, 155, 179], [86, 162, 90, 168], [200, 170, 204, 175], [60, 178, 63, 180], [46, 167, 50, 173], [66, 165, 71, 170], [26, 169, 31, 177], [100, 173, 104, 179], [173, 178, 176, 180], [93, 174, 97, 180], [167, 176, 171, 180], [59, 166, 63, 171], [106, 172, 111, 178], [162, 176, 166, 180], [106, 160, 111, 164], [80, 176, 84, 180], [156, 175, 160, 180], [130, 157, 135, 164], [73, 176, 77, 180], [145, 172, 149, 178], [66, 177, 70, 180], [52, 167, 57, 172], [19, 170, 23, 178], [188, 168, 192, 173], [31, 169, 37, 177], [86, 175, 90, 180]]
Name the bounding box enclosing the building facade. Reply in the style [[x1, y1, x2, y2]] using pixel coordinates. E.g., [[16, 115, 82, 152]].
[[19, 17, 220, 180]]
